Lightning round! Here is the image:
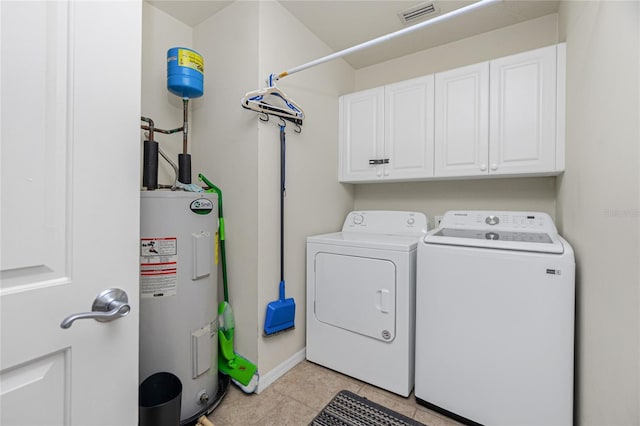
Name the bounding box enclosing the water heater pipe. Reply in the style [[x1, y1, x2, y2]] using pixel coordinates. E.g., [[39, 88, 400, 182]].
[[140, 108, 188, 143], [182, 99, 189, 154], [140, 103, 192, 185]]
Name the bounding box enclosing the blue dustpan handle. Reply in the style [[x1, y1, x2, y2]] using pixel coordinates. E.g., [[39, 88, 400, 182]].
[[278, 127, 288, 303], [279, 280, 286, 301]]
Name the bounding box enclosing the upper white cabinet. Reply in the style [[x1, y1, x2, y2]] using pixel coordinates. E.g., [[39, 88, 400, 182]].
[[339, 43, 566, 183], [434, 43, 564, 178], [338, 87, 384, 182], [434, 62, 489, 177], [488, 44, 561, 175], [385, 77, 435, 181], [339, 75, 434, 182]]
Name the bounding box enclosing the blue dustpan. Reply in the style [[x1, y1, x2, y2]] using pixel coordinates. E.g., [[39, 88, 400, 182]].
[[264, 280, 295, 335], [264, 124, 296, 336]]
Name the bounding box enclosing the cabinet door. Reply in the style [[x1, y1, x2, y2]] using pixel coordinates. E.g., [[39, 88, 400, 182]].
[[384, 75, 435, 180], [339, 87, 385, 182], [434, 62, 489, 177], [489, 45, 557, 175]]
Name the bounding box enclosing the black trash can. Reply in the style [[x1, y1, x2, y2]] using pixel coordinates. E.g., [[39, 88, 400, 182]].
[[139, 372, 182, 426]]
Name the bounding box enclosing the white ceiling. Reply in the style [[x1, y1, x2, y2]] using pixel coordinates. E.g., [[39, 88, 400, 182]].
[[146, 0, 559, 69]]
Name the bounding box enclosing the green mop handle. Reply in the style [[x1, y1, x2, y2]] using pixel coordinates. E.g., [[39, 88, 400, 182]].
[[198, 173, 229, 302]]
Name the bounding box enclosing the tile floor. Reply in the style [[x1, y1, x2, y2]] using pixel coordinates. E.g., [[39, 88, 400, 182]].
[[206, 360, 462, 426]]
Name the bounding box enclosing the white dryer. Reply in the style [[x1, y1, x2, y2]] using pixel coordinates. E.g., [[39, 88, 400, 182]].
[[415, 210, 575, 426], [306, 211, 428, 397]]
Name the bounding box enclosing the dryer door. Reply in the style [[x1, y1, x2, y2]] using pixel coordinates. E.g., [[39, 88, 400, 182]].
[[314, 252, 396, 342]]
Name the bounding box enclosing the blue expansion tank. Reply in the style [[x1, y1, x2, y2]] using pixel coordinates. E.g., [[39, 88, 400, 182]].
[[167, 47, 204, 99]]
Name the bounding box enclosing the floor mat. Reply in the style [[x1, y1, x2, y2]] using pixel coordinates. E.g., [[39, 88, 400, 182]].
[[310, 390, 427, 426]]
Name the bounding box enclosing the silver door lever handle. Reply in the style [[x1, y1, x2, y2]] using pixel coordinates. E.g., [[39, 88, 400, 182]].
[[60, 288, 130, 329]]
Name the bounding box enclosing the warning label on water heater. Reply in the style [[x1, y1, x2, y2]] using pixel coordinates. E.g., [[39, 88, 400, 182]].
[[140, 237, 178, 298]]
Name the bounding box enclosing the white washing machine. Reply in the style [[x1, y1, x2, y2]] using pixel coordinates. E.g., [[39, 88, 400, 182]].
[[415, 210, 575, 426], [306, 210, 428, 397]]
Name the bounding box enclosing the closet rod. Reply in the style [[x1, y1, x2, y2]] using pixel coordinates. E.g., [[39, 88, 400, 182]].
[[274, 0, 501, 81]]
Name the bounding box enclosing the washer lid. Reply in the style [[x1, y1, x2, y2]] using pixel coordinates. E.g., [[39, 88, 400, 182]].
[[308, 231, 420, 252]]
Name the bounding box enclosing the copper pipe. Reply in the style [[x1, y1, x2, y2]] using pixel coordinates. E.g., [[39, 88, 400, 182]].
[[140, 116, 155, 141], [140, 116, 185, 137], [140, 126, 183, 135]]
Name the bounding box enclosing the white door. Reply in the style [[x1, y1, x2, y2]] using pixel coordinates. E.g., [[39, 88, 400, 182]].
[[338, 87, 384, 182], [434, 62, 489, 177], [489, 45, 558, 175], [1, 2, 141, 425], [385, 75, 435, 181]]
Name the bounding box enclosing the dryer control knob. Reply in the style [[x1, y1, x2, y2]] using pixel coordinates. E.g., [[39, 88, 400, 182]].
[[407, 218, 415, 225], [353, 214, 364, 225]]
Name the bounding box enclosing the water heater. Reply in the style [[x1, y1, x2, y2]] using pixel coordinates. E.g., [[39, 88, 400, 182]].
[[139, 190, 218, 423]]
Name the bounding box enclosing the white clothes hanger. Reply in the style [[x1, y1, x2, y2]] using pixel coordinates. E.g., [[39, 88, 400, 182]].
[[241, 74, 304, 124]]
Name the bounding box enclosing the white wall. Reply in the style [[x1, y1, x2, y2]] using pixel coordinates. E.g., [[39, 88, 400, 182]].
[[255, 1, 354, 375], [353, 14, 560, 228], [355, 178, 556, 228], [192, 0, 261, 364], [557, 1, 640, 424]]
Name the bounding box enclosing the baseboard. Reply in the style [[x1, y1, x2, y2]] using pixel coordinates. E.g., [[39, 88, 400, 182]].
[[256, 347, 306, 394]]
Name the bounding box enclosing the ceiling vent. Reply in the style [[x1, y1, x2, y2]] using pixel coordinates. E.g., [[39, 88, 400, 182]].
[[398, 1, 441, 25]]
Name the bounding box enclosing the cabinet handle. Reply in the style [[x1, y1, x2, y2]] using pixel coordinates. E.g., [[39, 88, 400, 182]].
[[369, 159, 390, 165], [490, 163, 498, 171], [480, 164, 487, 171]]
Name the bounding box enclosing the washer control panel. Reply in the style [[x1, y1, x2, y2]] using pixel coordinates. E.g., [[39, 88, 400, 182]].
[[440, 210, 557, 233], [342, 211, 428, 235]]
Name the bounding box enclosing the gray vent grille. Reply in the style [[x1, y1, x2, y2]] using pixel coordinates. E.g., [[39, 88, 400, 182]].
[[398, 1, 440, 24]]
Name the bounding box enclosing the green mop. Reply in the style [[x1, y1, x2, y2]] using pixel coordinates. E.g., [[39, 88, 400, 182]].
[[199, 173, 259, 393]]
